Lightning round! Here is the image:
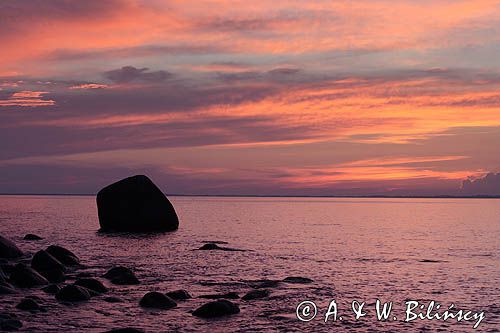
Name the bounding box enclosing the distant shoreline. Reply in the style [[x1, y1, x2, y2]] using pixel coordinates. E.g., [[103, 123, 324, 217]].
[[0, 193, 499, 199]]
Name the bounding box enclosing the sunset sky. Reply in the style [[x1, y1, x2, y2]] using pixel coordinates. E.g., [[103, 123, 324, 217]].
[[1, 0, 500, 195]]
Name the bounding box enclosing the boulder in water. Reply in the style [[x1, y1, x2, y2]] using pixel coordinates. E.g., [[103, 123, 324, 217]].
[[283, 276, 313, 284], [103, 266, 139, 285], [192, 300, 240, 318], [0, 235, 23, 259], [166, 289, 192, 300], [242, 289, 270, 300], [10, 264, 48, 288], [42, 284, 60, 294], [55, 285, 91, 302], [31, 250, 65, 278], [23, 234, 43, 241], [74, 278, 108, 293], [15, 298, 41, 311], [46, 245, 80, 266], [139, 292, 176, 309], [96, 175, 179, 232]]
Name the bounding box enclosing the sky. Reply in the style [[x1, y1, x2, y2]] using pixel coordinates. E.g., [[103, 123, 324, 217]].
[[1, 0, 500, 196]]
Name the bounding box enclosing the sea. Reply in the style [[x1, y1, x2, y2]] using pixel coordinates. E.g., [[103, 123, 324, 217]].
[[0, 195, 499, 332]]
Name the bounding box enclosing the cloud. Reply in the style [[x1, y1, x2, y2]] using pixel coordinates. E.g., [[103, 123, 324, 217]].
[[0, 91, 55, 107], [103, 66, 172, 83], [461, 172, 500, 195]]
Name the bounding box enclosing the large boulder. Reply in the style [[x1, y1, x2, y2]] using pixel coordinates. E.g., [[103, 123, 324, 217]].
[[96, 175, 179, 232], [139, 292, 176, 309], [0, 235, 23, 259], [74, 278, 108, 293], [46, 245, 80, 266], [55, 285, 91, 302], [10, 264, 48, 288], [192, 300, 240, 318], [103, 266, 139, 285]]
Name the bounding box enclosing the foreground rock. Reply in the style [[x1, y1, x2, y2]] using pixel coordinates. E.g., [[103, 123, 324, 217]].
[[55, 285, 91, 302], [0, 235, 23, 259], [46, 245, 80, 266], [31, 250, 66, 283], [0, 283, 16, 295], [97, 175, 179, 232], [74, 278, 108, 293], [192, 300, 240, 318], [166, 289, 192, 300], [42, 284, 60, 294], [139, 292, 177, 309], [283, 276, 313, 284], [0, 313, 22, 331], [23, 234, 43, 241], [16, 298, 42, 311], [199, 292, 239, 299], [10, 264, 48, 288], [197, 243, 246, 251], [103, 266, 139, 285], [242, 289, 270, 300]]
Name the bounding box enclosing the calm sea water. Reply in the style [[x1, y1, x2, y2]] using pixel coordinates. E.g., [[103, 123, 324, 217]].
[[0, 195, 499, 332]]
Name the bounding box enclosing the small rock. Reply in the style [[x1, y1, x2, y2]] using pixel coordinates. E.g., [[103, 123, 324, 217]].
[[9, 263, 48, 288], [15, 298, 40, 311], [46, 245, 80, 266], [74, 278, 108, 293], [199, 292, 239, 299], [242, 289, 270, 300], [0, 235, 23, 259], [42, 284, 60, 294], [105, 328, 145, 333], [139, 292, 176, 309], [166, 289, 192, 300], [103, 296, 124, 303], [0, 318, 22, 331], [192, 300, 240, 318], [55, 284, 91, 302], [283, 276, 313, 284], [23, 234, 43, 241], [249, 279, 281, 289], [103, 266, 139, 285], [197, 243, 246, 251]]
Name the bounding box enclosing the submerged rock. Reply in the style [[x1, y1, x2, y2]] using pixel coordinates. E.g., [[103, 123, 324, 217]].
[[42, 284, 60, 294], [242, 289, 270, 300], [23, 234, 43, 241], [0, 314, 22, 331], [248, 279, 281, 289], [199, 292, 239, 299], [15, 298, 41, 311], [97, 175, 179, 232], [104, 296, 124, 303], [46, 245, 80, 266], [192, 300, 240, 318], [139, 292, 177, 309], [283, 276, 313, 284], [197, 243, 246, 251], [55, 285, 91, 302], [10, 264, 48, 288], [103, 266, 139, 285], [74, 278, 108, 293], [166, 289, 192, 300], [0, 235, 23, 259]]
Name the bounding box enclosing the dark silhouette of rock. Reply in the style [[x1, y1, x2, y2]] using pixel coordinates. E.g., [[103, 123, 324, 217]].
[[23, 234, 43, 241], [42, 284, 60, 294], [139, 292, 176, 309], [31, 250, 66, 283], [0, 235, 23, 259], [74, 278, 108, 293], [197, 243, 246, 251], [166, 289, 192, 300], [105, 328, 145, 333], [103, 266, 139, 285], [15, 298, 41, 311], [0, 284, 16, 294], [39, 269, 65, 283], [0, 314, 22, 331], [55, 285, 91, 302], [283, 276, 313, 284], [10, 264, 48, 288], [192, 300, 240, 318], [199, 292, 239, 299], [104, 296, 124, 303], [248, 279, 281, 289], [242, 289, 270, 300], [46, 245, 80, 266], [97, 175, 179, 232]]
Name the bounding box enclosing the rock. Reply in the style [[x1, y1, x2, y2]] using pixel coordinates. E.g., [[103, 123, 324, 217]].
[[23, 234, 43, 241], [9, 264, 48, 288], [242, 289, 270, 300], [31, 250, 66, 282], [103, 296, 124, 303], [166, 289, 192, 300], [197, 243, 246, 251], [46, 245, 80, 266], [139, 292, 176, 309], [97, 175, 179, 232], [283, 276, 313, 284], [74, 278, 108, 293], [0, 235, 23, 259], [199, 292, 239, 299], [192, 300, 240, 318], [103, 266, 139, 285], [105, 328, 145, 333], [55, 284, 91, 302], [0, 317, 22, 331], [15, 298, 41, 311], [248, 279, 281, 289], [0, 284, 16, 295], [38, 268, 65, 283], [42, 284, 60, 294]]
